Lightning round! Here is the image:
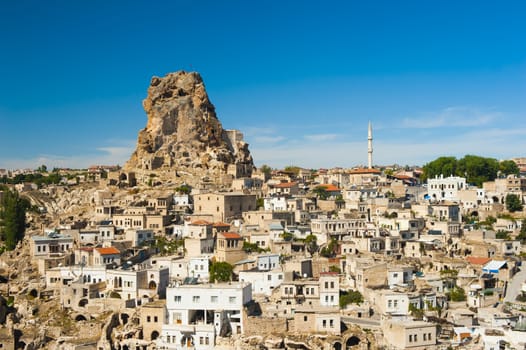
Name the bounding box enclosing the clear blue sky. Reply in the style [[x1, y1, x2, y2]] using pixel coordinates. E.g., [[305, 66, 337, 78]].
[[1, 0, 525, 170]]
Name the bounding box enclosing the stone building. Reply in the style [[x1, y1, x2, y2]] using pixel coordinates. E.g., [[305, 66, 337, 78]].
[[193, 193, 256, 222], [215, 232, 246, 265]]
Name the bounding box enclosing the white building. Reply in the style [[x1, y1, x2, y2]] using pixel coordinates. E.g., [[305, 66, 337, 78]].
[[387, 266, 414, 289], [427, 175, 467, 202], [257, 254, 280, 271], [239, 269, 284, 296], [158, 282, 252, 349], [30, 232, 74, 258], [319, 272, 339, 307], [125, 229, 154, 247], [263, 197, 288, 211], [98, 224, 116, 245]]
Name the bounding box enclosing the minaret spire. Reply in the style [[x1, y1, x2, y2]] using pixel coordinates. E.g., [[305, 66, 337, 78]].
[[368, 121, 373, 169]]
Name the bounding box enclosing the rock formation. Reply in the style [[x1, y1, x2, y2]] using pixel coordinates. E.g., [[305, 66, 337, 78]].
[[125, 71, 254, 185]]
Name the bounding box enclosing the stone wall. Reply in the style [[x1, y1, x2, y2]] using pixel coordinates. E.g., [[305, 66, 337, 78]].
[[244, 316, 288, 335]]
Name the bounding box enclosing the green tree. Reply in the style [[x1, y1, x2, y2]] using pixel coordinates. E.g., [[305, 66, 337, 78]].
[[499, 160, 520, 177], [320, 238, 338, 258], [312, 186, 329, 200], [260, 165, 272, 178], [36, 164, 47, 173], [209, 261, 233, 283], [496, 230, 511, 240], [505, 193, 523, 212], [339, 290, 363, 308], [284, 166, 300, 176], [422, 156, 458, 182], [280, 231, 294, 241], [256, 198, 264, 209], [305, 234, 318, 256], [422, 155, 501, 186], [448, 287, 466, 302], [175, 184, 191, 194], [0, 188, 30, 250], [457, 155, 499, 187]]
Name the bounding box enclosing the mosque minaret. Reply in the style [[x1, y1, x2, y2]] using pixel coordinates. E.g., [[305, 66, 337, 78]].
[[368, 121, 373, 169]]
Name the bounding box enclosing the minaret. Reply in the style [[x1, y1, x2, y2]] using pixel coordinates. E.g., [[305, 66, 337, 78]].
[[368, 121, 373, 169]]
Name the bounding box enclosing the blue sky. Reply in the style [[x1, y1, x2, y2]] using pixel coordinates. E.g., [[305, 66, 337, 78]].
[[1, 1, 525, 170]]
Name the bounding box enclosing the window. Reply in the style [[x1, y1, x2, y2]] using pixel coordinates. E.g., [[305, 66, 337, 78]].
[[330, 281, 334, 289], [154, 316, 158, 322], [414, 334, 417, 342], [193, 296, 200, 303], [174, 296, 181, 303], [428, 333, 431, 341], [393, 300, 398, 307], [323, 320, 327, 327], [325, 282, 329, 288], [229, 296, 236, 304], [304, 316, 308, 321], [409, 335, 413, 342], [268, 275, 272, 281], [388, 300, 392, 308], [147, 316, 151, 322], [329, 319, 334, 327], [211, 296, 218, 303]]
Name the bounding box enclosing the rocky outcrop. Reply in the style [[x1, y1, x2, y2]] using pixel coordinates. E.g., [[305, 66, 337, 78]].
[[125, 71, 254, 185]]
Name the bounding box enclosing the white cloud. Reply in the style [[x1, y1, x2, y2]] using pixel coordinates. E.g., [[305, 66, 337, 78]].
[[304, 134, 339, 142], [253, 136, 286, 144], [0, 141, 136, 170], [401, 106, 498, 129]]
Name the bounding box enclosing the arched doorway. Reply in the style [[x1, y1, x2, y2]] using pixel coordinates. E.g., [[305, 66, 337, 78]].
[[151, 331, 159, 340], [333, 341, 342, 350], [78, 299, 88, 307], [121, 313, 129, 325], [346, 336, 360, 347], [149, 280, 157, 289], [75, 314, 87, 321]]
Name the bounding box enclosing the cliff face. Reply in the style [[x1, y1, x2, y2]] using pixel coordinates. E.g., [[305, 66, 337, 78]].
[[125, 71, 254, 184]]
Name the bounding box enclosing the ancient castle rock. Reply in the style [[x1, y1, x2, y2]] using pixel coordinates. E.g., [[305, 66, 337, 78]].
[[125, 71, 254, 185]]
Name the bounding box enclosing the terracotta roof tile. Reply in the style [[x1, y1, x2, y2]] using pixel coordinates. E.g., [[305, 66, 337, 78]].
[[466, 256, 492, 265], [221, 232, 242, 240], [191, 220, 212, 226], [96, 247, 121, 255]]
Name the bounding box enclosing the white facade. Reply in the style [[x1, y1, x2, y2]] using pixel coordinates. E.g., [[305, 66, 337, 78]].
[[380, 291, 410, 316], [158, 282, 252, 350], [31, 232, 73, 257], [239, 269, 284, 296], [427, 175, 467, 202], [125, 229, 154, 247], [173, 194, 190, 206], [319, 273, 339, 307], [98, 225, 116, 244], [188, 257, 210, 281], [388, 266, 414, 288], [257, 254, 280, 271], [263, 197, 288, 211]]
